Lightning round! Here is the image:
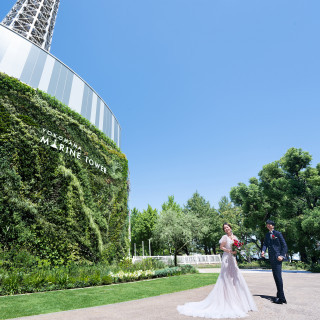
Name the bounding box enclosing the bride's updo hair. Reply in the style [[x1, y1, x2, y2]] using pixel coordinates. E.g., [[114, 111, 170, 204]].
[[223, 222, 232, 231]]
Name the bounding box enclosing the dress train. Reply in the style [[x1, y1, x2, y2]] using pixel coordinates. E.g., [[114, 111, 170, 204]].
[[177, 235, 257, 318]]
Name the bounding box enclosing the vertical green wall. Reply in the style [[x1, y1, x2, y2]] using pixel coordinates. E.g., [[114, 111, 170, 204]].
[[0, 73, 129, 264]]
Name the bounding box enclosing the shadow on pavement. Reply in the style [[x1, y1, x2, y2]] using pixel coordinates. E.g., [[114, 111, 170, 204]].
[[253, 294, 274, 302]]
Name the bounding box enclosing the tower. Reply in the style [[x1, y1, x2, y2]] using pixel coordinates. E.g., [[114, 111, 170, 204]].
[[1, 0, 60, 52]]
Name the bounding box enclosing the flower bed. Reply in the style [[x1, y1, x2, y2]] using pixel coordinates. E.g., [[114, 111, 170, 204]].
[[0, 264, 197, 296]]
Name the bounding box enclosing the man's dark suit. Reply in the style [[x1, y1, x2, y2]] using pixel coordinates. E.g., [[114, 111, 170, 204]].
[[262, 230, 288, 301]]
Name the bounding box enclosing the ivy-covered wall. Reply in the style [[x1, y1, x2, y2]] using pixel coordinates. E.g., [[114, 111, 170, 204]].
[[0, 73, 129, 264]]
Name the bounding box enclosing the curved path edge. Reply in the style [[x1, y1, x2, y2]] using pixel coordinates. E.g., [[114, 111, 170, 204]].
[[10, 271, 320, 320]]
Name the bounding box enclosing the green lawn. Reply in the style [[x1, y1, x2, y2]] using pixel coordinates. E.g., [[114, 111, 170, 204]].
[[0, 273, 218, 319]]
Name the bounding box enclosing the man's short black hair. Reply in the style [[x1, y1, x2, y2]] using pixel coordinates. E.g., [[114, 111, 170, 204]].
[[266, 219, 275, 226]]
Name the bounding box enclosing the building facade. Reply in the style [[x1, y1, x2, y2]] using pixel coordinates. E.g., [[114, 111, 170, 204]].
[[0, 24, 121, 146]]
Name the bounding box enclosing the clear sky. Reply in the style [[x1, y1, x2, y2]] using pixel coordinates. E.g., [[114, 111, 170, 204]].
[[1, 0, 320, 212]]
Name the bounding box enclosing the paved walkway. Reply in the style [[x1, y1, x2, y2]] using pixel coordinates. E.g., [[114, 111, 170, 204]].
[[11, 269, 320, 320]]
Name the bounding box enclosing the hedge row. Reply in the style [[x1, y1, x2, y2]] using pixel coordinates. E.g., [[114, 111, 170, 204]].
[[0, 264, 197, 296]]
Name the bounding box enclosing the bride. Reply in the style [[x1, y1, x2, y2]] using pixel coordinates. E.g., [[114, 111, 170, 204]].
[[177, 223, 257, 318]]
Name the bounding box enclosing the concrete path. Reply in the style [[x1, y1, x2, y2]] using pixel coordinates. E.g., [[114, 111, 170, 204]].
[[11, 270, 320, 320]]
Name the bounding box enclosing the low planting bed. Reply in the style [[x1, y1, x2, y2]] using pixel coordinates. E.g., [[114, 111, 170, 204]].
[[0, 261, 197, 296]]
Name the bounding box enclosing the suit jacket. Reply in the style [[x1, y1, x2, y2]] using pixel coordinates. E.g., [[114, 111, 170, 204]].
[[262, 230, 288, 260]]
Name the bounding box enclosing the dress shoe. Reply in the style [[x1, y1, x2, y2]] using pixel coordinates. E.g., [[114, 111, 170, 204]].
[[273, 297, 287, 304]]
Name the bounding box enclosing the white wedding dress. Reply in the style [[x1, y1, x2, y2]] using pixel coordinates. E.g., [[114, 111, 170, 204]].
[[177, 235, 257, 318]]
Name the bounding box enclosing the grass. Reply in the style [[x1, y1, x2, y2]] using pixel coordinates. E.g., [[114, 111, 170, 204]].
[[0, 273, 218, 319]]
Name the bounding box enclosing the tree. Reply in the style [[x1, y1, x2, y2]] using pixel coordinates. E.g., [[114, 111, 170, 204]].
[[153, 208, 196, 265], [162, 195, 183, 213], [230, 148, 320, 263], [130, 205, 158, 256], [184, 192, 220, 254], [302, 207, 320, 235], [218, 196, 244, 236]]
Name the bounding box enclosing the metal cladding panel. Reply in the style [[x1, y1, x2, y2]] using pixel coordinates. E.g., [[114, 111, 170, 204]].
[[55, 63, 68, 100], [111, 117, 115, 140], [117, 126, 121, 146], [68, 75, 84, 114], [0, 31, 31, 79], [47, 60, 61, 96], [81, 84, 93, 121], [0, 27, 11, 63], [86, 89, 93, 120], [61, 69, 73, 105], [20, 45, 39, 84], [38, 54, 55, 92], [103, 107, 112, 138], [0, 25, 121, 147], [80, 84, 89, 116], [95, 98, 101, 128], [29, 49, 47, 88], [90, 93, 97, 124], [114, 119, 119, 144], [98, 100, 104, 131]]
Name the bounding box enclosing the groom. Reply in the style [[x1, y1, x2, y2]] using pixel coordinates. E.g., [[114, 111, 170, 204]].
[[261, 219, 288, 304]]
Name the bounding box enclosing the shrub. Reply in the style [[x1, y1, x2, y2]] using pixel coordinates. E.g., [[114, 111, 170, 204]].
[[238, 260, 270, 269], [0, 262, 197, 295], [118, 258, 167, 272], [283, 261, 309, 270], [118, 257, 133, 270], [154, 265, 197, 278], [88, 271, 101, 286], [0, 272, 23, 295], [310, 263, 320, 273], [179, 264, 198, 274], [101, 274, 113, 285]]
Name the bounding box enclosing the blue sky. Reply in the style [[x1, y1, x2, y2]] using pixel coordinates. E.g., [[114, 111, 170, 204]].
[[1, 1, 320, 212]]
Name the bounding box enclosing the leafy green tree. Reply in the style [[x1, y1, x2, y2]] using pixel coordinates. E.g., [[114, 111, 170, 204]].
[[153, 207, 196, 265], [184, 192, 220, 254], [130, 205, 158, 256], [230, 148, 320, 263], [218, 196, 243, 235], [302, 207, 320, 235], [162, 195, 183, 213]]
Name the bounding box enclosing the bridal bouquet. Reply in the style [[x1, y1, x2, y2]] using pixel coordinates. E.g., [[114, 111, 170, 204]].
[[232, 239, 244, 251]]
